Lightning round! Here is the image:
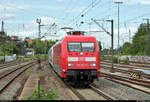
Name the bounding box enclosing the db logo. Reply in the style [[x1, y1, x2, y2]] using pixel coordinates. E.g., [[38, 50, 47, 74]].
[[79, 57, 85, 61]]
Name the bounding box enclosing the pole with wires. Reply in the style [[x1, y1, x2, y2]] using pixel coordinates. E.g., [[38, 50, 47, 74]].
[[114, 1, 123, 68], [144, 18, 150, 56], [92, 18, 115, 73]]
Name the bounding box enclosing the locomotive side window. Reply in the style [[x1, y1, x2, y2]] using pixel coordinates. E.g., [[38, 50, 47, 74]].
[[68, 42, 95, 52]]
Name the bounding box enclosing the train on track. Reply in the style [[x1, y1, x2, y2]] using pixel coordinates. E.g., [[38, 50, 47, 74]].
[[48, 31, 101, 85]]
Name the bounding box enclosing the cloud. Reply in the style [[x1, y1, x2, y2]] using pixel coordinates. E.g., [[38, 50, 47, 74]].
[[82, 27, 137, 49], [0, 3, 29, 11], [38, 17, 57, 25], [56, 0, 77, 2], [120, 0, 150, 5], [0, 13, 16, 20], [133, 0, 150, 4], [6, 16, 62, 40]]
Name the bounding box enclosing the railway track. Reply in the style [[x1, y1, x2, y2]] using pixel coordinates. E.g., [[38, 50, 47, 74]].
[[101, 72, 150, 94], [64, 81, 116, 100], [0, 60, 28, 69], [0, 60, 16, 64], [102, 60, 150, 69], [101, 63, 150, 79], [0, 60, 36, 95], [48, 62, 115, 100]]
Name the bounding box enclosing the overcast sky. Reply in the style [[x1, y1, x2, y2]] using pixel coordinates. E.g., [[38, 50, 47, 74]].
[[0, 0, 150, 49]]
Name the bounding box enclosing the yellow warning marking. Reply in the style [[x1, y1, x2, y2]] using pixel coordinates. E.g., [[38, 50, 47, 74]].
[[129, 73, 137, 78]]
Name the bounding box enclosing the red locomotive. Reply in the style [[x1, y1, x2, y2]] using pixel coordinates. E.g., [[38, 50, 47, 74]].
[[48, 31, 100, 84]]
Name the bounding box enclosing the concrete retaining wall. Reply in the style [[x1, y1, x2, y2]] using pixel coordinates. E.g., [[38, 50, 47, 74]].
[[0, 54, 16, 62]]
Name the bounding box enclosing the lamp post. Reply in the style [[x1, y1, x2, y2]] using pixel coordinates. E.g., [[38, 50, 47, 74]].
[[114, 1, 123, 67]]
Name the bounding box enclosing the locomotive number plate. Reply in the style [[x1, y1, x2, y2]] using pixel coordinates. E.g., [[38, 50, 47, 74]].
[[77, 63, 88, 66], [78, 57, 85, 61]]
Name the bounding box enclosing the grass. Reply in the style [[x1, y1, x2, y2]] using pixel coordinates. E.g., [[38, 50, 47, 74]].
[[23, 87, 59, 100]]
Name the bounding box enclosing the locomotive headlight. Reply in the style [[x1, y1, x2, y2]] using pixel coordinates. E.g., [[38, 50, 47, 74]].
[[68, 63, 74, 67], [90, 63, 96, 67]]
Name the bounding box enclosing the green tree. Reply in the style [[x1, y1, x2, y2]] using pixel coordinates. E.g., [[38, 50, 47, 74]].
[[30, 39, 57, 54], [131, 23, 147, 55], [121, 42, 132, 55], [0, 32, 19, 56], [120, 23, 150, 56]]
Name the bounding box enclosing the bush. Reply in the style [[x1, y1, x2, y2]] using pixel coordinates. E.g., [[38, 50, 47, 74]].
[[0, 51, 3, 56], [123, 57, 130, 65], [24, 87, 59, 100], [113, 57, 120, 63], [0, 59, 4, 63], [100, 56, 105, 60]]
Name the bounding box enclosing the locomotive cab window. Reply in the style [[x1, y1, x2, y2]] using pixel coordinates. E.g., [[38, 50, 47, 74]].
[[68, 42, 81, 52], [68, 42, 95, 52]]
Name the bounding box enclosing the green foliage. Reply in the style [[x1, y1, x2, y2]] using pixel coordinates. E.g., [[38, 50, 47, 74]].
[[113, 57, 120, 63], [0, 59, 4, 62], [25, 87, 59, 100], [0, 40, 19, 56], [100, 56, 105, 60], [121, 42, 132, 55], [0, 51, 3, 56], [121, 23, 150, 56], [145, 35, 150, 55], [30, 39, 57, 55], [131, 35, 147, 55], [123, 57, 130, 65]]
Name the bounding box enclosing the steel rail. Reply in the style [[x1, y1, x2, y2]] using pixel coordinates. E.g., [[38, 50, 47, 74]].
[[101, 72, 150, 88], [101, 61, 150, 70], [0, 60, 16, 65], [0, 61, 36, 94], [89, 84, 116, 100], [0, 61, 28, 69], [102, 60, 150, 67], [64, 82, 86, 100], [0, 61, 35, 80], [105, 78, 150, 95], [102, 64, 150, 79], [48, 63, 86, 100], [48, 62, 115, 100]]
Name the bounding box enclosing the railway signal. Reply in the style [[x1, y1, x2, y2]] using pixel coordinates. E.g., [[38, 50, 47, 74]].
[[36, 18, 41, 40]]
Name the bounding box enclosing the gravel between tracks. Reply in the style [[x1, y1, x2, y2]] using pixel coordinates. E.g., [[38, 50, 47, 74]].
[[19, 61, 79, 100], [0, 63, 33, 100], [94, 77, 150, 100], [39, 62, 79, 100], [76, 88, 106, 100]]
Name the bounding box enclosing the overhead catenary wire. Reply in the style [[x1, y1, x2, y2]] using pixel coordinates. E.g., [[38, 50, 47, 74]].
[[68, 0, 102, 27]]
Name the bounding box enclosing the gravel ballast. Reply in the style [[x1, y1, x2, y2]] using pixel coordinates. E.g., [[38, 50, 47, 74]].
[[94, 77, 150, 100]]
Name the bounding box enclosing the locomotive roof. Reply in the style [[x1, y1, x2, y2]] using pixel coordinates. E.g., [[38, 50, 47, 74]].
[[64, 35, 96, 40]]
